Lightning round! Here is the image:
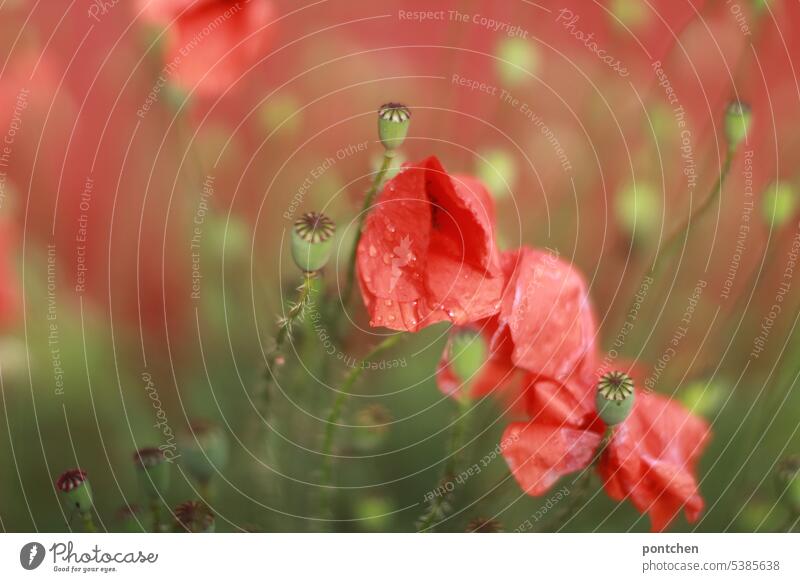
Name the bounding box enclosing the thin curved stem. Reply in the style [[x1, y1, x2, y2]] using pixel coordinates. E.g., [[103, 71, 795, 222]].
[[319, 334, 404, 499], [342, 152, 394, 306]]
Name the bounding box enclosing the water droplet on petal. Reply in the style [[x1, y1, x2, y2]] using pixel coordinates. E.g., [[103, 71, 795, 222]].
[[384, 299, 393, 306], [382, 253, 391, 265], [369, 245, 377, 257], [388, 314, 396, 322]]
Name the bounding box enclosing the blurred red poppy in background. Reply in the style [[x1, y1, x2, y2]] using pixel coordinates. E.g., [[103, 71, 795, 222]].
[[140, 0, 274, 95]]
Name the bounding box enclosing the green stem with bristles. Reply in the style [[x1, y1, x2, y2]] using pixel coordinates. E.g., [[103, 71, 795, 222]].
[[342, 152, 394, 307]]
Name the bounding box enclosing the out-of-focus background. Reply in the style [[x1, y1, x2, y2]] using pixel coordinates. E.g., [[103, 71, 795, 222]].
[[0, 0, 799, 532]]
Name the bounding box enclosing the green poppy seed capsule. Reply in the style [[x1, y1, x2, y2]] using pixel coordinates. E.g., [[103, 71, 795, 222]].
[[596, 370, 635, 426], [449, 329, 487, 385], [56, 469, 94, 514], [179, 420, 229, 486], [173, 500, 215, 533], [133, 447, 171, 499], [761, 181, 796, 227], [377, 103, 411, 151], [291, 212, 335, 273], [724, 101, 752, 150]]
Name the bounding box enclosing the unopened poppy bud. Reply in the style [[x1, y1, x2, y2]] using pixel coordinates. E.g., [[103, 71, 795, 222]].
[[56, 469, 94, 514], [133, 447, 171, 499], [476, 148, 516, 200], [615, 181, 660, 241], [173, 500, 215, 533], [291, 211, 335, 273], [762, 181, 796, 227], [179, 420, 229, 486], [378, 103, 411, 151], [495, 37, 538, 87], [448, 329, 487, 384], [725, 101, 752, 150], [466, 516, 504, 533], [354, 497, 394, 532], [596, 370, 635, 426], [776, 455, 800, 512]]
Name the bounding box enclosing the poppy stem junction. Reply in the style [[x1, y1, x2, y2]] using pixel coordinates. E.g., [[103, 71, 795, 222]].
[[318, 333, 404, 513]]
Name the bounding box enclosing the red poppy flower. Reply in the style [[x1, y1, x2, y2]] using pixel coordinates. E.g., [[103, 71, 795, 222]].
[[435, 246, 597, 399], [597, 393, 711, 532], [501, 360, 711, 531], [357, 156, 504, 332], [141, 0, 273, 95]]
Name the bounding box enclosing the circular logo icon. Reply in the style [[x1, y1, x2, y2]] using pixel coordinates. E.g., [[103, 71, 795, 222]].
[[20, 542, 46, 570]]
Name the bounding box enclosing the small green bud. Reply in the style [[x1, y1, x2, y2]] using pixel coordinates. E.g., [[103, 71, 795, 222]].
[[615, 181, 660, 240], [725, 101, 752, 150], [173, 500, 215, 533], [258, 93, 302, 136], [179, 420, 229, 486], [680, 379, 725, 417], [495, 37, 538, 87], [776, 455, 800, 512], [377, 103, 411, 151], [596, 371, 635, 426], [466, 516, 504, 533], [610, 0, 647, 28], [56, 469, 94, 515], [353, 497, 394, 532], [448, 329, 487, 384], [762, 181, 796, 227], [476, 149, 516, 200], [291, 211, 335, 273], [133, 447, 171, 499]]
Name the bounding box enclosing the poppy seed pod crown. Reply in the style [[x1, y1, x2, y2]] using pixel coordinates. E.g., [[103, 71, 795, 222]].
[[595, 370, 635, 426], [378, 103, 411, 151], [56, 469, 94, 514], [291, 212, 335, 273]]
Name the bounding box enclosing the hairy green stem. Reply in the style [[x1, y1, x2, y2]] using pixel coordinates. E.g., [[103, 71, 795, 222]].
[[263, 272, 317, 391], [319, 334, 403, 504], [612, 144, 737, 333], [650, 146, 736, 277], [416, 396, 471, 532], [342, 152, 394, 306]]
